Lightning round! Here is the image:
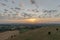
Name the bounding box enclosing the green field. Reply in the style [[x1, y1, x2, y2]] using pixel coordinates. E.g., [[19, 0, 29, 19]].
[[8, 26, 60, 40]]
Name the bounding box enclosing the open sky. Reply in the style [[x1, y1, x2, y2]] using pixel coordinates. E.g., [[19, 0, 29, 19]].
[[0, 0, 60, 23]]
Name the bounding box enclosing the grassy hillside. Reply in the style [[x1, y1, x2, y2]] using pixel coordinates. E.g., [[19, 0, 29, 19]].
[[8, 26, 60, 40]]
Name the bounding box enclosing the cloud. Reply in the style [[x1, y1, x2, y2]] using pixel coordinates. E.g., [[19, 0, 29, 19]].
[[41, 9, 59, 18], [0, 2, 6, 6], [0, 0, 60, 22], [15, 7, 21, 10]]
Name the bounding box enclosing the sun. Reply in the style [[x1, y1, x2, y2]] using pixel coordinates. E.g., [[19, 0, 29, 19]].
[[28, 18, 37, 23]]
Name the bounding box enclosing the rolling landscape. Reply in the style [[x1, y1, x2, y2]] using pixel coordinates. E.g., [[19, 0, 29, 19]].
[[0, 23, 60, 40], [7, 26, 60, 40], [0, 0, 60, 40]]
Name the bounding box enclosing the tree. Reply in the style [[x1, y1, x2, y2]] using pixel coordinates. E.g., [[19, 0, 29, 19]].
[[56, 28, 59, 31], [48, 32, 51, 35]]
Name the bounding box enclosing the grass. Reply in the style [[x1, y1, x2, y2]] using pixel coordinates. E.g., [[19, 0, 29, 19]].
[[19, 28, 29, 33], [8, 26, 60, 40]]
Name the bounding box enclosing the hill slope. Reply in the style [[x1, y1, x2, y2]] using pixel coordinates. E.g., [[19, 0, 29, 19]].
[[8, 26, 60, 40]]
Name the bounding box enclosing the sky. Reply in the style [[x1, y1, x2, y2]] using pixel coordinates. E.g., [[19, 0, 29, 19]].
[[0, 0, 60, 23]]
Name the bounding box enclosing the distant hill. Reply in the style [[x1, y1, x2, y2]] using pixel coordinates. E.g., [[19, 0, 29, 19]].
[[0, 23, 60, 27]]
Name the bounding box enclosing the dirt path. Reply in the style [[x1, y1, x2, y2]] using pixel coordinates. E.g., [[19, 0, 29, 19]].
[[0, 30, 19, 40]]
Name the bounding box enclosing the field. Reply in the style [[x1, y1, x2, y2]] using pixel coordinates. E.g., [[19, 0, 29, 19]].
[[7, 26, 60, 40], [0, 30, 19, 40]]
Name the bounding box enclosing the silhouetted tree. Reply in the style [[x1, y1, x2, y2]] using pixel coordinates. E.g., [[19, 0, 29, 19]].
[[48, 32, 52, 40], [48, 32, 51, 35], [14, 35, 16, 37], [11, 35, 13, 38], [56, 28, 59, 31]]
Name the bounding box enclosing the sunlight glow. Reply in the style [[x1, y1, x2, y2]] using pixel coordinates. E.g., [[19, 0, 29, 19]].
[[28, 18, 37, 22]]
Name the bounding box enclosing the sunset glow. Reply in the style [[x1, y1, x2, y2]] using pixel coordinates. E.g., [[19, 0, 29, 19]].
[[27, 18, 37, 22], [0, 18, 60, 24]]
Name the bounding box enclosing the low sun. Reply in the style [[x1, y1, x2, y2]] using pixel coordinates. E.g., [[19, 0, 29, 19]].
[[28, 18, 37, 22]]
